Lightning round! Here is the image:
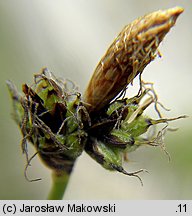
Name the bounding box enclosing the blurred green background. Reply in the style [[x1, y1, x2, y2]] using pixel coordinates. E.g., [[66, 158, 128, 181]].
[[0, 0, 191, 199]]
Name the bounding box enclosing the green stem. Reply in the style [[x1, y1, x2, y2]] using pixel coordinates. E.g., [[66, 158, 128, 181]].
[[47, 171, 70, 200]]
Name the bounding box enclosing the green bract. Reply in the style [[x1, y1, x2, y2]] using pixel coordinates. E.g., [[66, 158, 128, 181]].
[[7, 69, 185, 183], [7, 69, 88, 175]]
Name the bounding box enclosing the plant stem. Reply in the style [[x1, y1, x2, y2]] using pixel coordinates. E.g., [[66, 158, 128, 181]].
[[47, 171, 70, 200]]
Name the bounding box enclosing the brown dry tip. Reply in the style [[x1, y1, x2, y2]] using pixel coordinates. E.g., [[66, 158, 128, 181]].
[[83, 7, 184, 113], [165, 6, 184, 18], [154, 7, 184, 27]]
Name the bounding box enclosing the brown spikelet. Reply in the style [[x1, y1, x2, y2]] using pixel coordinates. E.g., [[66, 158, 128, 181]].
[[83, 7, 183, 113]]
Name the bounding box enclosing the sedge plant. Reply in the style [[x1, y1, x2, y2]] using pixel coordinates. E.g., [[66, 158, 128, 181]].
[[7, 6, 186, 199]]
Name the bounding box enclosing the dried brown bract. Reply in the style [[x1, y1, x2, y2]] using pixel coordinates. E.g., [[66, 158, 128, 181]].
[[83, 7, 183, 113]]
